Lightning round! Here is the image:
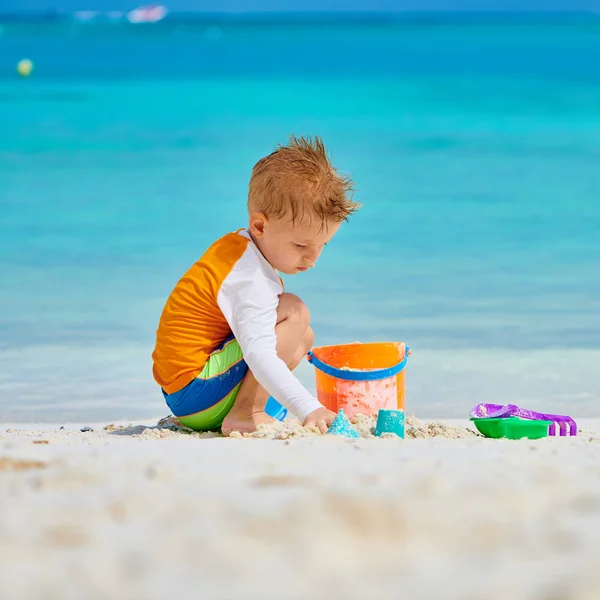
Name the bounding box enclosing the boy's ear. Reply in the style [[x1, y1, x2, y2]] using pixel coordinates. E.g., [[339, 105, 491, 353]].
[[249, 211, 268, 238]]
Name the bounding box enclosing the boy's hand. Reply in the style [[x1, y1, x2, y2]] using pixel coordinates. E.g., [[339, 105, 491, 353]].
[[303, 407, 337, 434]]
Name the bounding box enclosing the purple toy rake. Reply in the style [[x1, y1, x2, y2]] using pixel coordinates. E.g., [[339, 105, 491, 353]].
[[470, 403, 577, 437]]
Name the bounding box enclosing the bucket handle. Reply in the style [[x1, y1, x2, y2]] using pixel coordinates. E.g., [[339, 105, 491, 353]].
[[307, 345, 410, 382]]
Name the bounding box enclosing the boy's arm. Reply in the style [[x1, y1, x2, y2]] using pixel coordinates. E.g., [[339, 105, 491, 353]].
[[217, 264, 323, 423]]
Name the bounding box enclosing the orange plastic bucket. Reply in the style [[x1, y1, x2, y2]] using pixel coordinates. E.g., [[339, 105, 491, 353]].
[[307, 342, 410, 419]]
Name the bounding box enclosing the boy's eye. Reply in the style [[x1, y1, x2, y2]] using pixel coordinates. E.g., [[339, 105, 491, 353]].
[[294, 244, 307, 249]]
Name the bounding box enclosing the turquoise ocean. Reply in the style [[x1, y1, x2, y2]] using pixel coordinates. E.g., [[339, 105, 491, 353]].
[[1, 15, 599, 422]]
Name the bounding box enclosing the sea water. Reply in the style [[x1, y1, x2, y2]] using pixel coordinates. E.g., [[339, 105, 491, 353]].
[[1, 16, 599, 421]]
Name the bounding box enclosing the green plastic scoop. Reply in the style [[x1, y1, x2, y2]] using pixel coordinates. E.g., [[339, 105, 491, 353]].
[[470, 417, 552, 440]]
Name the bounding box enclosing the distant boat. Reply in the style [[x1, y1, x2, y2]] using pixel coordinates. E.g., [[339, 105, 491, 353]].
[[126, 5, 168, 24]]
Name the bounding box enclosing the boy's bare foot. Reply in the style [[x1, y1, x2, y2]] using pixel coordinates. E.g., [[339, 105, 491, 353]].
[[221, 411, 276, 435]]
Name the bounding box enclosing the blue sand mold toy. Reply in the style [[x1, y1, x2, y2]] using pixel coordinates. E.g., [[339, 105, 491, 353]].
[[327, 409, 361, 438], [375, 409, 405, 438]]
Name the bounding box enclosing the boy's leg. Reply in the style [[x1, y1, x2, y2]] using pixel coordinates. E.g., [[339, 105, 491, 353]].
[[221, 293, 313, 435]]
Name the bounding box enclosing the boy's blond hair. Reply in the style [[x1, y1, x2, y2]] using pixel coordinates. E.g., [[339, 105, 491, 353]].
[[248, 136, 359, 225]]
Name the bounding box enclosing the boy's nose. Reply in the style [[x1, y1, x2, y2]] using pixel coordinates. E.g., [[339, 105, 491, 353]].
[[306, 247, 322, 265]]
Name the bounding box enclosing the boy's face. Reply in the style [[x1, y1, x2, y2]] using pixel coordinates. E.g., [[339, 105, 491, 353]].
[[249, 212, 341, 275]]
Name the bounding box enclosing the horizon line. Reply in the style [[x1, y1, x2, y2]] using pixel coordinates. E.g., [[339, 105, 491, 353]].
[[1, 9, 599, 22]]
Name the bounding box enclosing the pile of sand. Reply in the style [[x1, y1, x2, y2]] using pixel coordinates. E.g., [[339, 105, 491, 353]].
[[149, 414, 478, 441], [404, 417, 480, 439]]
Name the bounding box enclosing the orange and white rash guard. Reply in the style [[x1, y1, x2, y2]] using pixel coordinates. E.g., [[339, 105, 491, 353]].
[[152, 229, 323, 422]]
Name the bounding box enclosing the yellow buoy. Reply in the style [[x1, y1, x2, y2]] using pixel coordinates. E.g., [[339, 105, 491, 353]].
[[17, 59, 33, 77]]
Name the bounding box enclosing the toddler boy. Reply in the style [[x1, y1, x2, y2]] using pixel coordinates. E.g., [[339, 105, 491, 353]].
[[152, 136, 359, 434]]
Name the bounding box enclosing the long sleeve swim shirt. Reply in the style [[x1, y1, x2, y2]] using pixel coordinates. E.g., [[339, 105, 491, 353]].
[[152, 229, 323, 422]]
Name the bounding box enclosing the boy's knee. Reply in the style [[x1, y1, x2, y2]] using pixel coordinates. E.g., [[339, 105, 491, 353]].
[[278, 293, 310, 327]]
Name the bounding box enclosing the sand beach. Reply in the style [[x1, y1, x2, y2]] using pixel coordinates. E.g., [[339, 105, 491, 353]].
[[2, 417, 600, 600]]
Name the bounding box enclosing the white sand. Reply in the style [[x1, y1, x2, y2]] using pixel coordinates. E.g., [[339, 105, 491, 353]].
[[1, 418, 600, 600]]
